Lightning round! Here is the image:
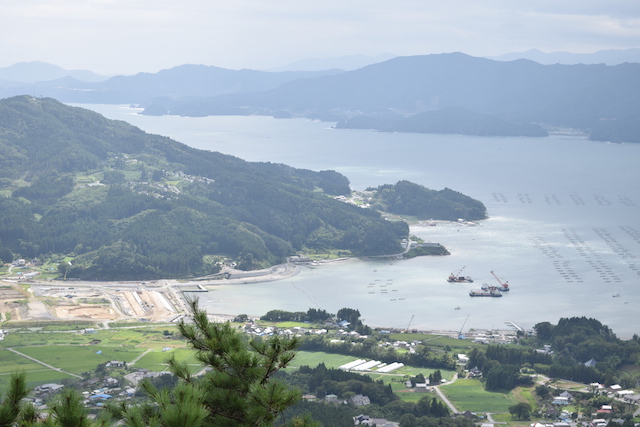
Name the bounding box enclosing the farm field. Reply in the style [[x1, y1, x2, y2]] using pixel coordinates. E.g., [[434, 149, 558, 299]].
[[285, 351, 357, 369], [133, 348, 201, 373], [0, 349, 44, 373], [14, 345, 143, 374], [439, 378, 520, 413], [391, 381, 435, 403], [0, 325, 188, 386]]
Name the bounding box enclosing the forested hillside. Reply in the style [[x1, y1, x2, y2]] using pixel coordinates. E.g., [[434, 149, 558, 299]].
[[0, 96, 411, 279], [369, 181, 487, 221]]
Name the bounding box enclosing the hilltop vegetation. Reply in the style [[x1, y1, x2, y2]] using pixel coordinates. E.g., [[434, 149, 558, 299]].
[[469, 317, 640, 391], [368, 181, 487, 221], [0, 96, 484, 280], [0, 96, 409, 279]]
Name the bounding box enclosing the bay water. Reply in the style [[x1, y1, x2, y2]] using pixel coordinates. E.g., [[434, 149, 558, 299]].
[[78, 104, 640, 338]]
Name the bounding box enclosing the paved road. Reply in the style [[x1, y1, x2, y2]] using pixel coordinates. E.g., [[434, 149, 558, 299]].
[[8, 347, 83, 379], [434, 373, 459, 414]]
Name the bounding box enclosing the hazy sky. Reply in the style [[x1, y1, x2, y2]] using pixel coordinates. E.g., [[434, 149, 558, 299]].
[[2, 0, 639, 75]]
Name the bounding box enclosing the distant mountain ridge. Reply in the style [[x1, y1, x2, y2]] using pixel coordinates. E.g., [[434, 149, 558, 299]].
[[0, 61, 109, 83], [141, 53, 640, 141], [490, 48, 640, 66], [268, 53, 397, 71], [0, 63, 343, 104], [1, 52, 638, 141]]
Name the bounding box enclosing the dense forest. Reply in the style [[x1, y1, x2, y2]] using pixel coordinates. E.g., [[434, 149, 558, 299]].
[[0, 96, 484, 280], [0, 96, 408, 279], [368, 181, 487, 221], [467, 317, 640, 391]]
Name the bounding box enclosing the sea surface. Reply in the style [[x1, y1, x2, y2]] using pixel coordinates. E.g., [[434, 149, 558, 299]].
[[77, 104, 640, 338]]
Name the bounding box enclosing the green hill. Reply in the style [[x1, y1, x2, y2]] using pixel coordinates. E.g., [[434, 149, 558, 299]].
[[369, 181, 487, 221], [0, 96, 410, 279]]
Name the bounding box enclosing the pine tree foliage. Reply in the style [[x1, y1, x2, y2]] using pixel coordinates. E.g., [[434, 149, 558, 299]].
[[172, 298, 302, 426], [107, 298, 312, 427]]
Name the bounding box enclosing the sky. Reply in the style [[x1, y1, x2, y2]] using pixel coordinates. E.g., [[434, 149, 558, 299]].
[[1, 0, 639, 75]]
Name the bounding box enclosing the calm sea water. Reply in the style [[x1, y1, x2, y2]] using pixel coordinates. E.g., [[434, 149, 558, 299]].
[[78, 104, 640, 338]]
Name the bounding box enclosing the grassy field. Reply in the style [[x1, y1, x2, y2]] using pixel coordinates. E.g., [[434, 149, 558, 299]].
[[286, 351, 357, 369], [1, 369, 77, 386], [0, 348, 80, 386], [439, 378, 520, 413], [0, 326, 184, 349], [0, 349, 44, 373], [0, 326, 187, 386], [15, 345, 143, 373], [133, 348, 200, 373], [393, 387, 434, 403]]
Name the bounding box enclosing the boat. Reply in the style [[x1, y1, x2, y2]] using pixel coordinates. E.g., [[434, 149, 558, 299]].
[[469, 288, 502, 297], [447, 266, 473, 283]]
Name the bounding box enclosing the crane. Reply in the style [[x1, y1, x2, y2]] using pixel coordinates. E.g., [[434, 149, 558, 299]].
[[448, 266, 473, 283], [490, 270, 510, 291], [458, 314, 469, 339], [406, 314, 414, 332]]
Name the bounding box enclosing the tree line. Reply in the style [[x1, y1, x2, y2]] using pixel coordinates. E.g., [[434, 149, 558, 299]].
[[466, 317, 640, 391]]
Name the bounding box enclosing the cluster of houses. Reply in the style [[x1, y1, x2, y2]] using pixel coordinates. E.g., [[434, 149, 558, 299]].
[[30, 372, 133, 408], [5, 258, 40, 281], [334, 193, 372, 209], [545, 383, 640, 426], [241, 323, 330, 337], [25, 360, 192, 410], [591, 383, 638, 401], [463, 329, 519, 344], [322, 393, 372, 406], [353, 413, 399, 426]]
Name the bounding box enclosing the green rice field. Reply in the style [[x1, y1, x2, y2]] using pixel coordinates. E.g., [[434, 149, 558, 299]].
[[133, 348, 201, 373], [0, 326, 188, 386], [14, 345, 143, 373], [439, 378, 519, 413]]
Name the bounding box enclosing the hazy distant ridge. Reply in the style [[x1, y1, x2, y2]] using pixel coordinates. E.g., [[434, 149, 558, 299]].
[[0, 63, 342, 104], [144, 53, 640, 142], [0, 61, 109, 83], [491, 48, 640, 66], [268, 53, 397, 71], [1, 52, 638, 142]]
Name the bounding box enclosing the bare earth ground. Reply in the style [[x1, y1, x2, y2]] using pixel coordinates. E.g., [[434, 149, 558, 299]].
[[0, 262, 304, 325]]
